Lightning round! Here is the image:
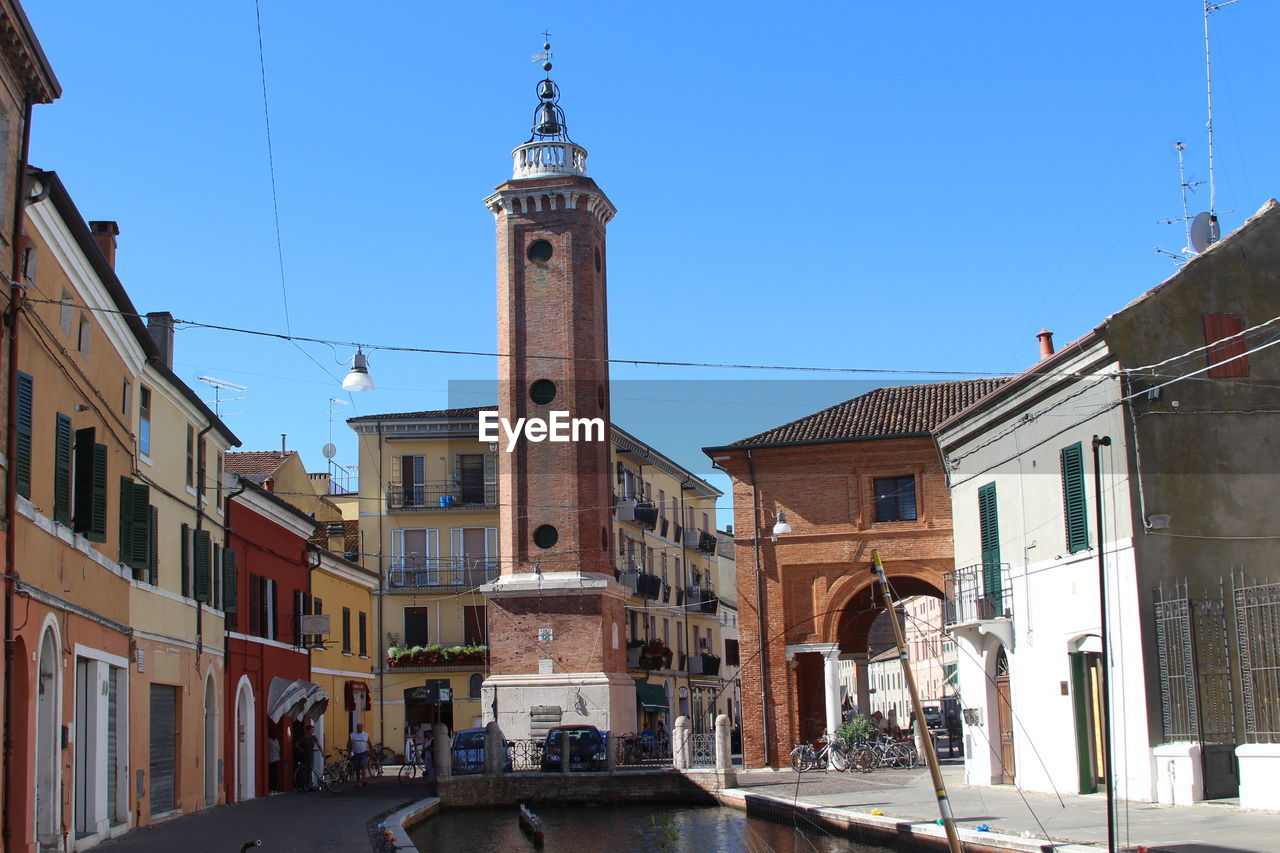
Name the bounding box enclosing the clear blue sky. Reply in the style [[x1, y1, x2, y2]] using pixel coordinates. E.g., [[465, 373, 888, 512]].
[[24, 1, 1280, 515]]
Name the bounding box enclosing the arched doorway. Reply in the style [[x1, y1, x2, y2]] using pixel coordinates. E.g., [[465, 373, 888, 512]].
[[35, 626, 60, 847], [234, 678, 256, 801], [204, 675, 218, 807], [994, 646, 1015, 784]]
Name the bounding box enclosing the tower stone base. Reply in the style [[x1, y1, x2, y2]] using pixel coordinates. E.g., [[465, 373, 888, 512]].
[[481, 572, 636, 739]]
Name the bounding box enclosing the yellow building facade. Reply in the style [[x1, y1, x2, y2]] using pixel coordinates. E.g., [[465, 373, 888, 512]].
[[12, 170, 238, 852], [348, 407, 731, 747], [307, 548, 379, 755]]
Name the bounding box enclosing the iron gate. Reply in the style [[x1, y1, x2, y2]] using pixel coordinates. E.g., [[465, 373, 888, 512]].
[[1154, 571, 1280, 799]]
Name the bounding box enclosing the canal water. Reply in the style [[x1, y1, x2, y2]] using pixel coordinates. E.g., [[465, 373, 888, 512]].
[[409, 803, 897, 852]]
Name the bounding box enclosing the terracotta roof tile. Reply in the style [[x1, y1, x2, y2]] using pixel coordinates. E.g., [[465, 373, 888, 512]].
[[728, 379, 1009, 448], [347, 406, 489, 423], [224, 450, 294, 478]]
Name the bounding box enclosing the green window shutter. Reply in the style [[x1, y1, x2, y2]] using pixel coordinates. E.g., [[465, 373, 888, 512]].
[[73, 428, 96, 534], [1061, 443, 1090, 553], [53, 414, 72, 524], [129, 482, 151, 572], [15, 373, 33, 500], [213, 543, 221, 609], [88, 443, 108, 542], [194, 528, 212, 603], [119, 477, 135, 573], [180, 523, 190, 598], [977, 482, 1002, 603], [222, 549, 238, 615], [147, 506, 159, 585]]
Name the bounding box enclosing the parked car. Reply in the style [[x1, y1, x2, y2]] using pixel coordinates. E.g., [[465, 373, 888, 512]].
[[923, 706, 943, 730], [451, 727, 512, 774], [540, 725, 607, 772]]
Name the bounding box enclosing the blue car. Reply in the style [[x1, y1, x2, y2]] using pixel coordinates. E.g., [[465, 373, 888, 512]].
[[451, 727, 512, 774], [540, 725, 608, 772]]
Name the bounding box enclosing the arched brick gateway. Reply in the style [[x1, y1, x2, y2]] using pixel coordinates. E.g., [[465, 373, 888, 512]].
[[705, 379, 1003, 767]]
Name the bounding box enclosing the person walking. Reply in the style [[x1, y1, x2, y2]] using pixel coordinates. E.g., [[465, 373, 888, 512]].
[[420, 725, 436, 777], [348, 722, 371, 786], [946, 712, 963, 758]]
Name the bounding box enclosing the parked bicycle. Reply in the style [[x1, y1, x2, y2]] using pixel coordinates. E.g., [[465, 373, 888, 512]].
[[296, 753, 346, 793], [847, 735, 918, 772], [789, 737, 850, 772]]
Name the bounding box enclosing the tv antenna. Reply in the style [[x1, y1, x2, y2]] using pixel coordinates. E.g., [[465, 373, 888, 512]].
[[1155, 141, 1204, 264], [1198, 0, 1242, 248], [197, 376, 248, 417]]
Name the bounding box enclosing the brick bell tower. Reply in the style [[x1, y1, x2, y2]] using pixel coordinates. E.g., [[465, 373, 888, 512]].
[[480, 42, 635, 739]]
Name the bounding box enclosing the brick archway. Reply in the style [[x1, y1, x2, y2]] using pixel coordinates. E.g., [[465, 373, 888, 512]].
[[821, 562, 947, 653]]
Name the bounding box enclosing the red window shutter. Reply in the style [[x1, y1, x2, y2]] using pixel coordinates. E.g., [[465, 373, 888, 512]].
[[1204, 313, 1248, 377]]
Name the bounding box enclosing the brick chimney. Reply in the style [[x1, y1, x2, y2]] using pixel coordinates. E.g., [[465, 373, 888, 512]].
[[1036, 329, 1055, 360], [147, 311, 175, 368], [89, 221, 119, 269]]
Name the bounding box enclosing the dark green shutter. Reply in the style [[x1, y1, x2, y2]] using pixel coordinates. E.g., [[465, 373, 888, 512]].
[[53, 414, 72, 524], [180, 523, 190, 598], [15, 373, 32, 499], [222, 549, 238, 615], [213, 544, 221, 609], [978, 482, 1002, 609], [73, 428, 96, 534], [147, 506, 159, 585], [119, 477, 134, 573], [89, 443, 108, 542], [194, 528, 212, 603], [1061, 443, 1089, 553], [128, 482, 151, 573]]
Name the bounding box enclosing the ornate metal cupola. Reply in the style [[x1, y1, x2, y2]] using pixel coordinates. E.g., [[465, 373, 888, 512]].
[[512, 39, 588, 180]]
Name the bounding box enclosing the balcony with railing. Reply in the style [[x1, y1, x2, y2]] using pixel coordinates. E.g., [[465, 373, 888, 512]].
[[388, 557, 499, 590], [943, 562, 1013, 626], [617, 561, 664, 601], [512, 140, 588, 179], [685, 583, 720, 615], [386, 479, 497, 512]]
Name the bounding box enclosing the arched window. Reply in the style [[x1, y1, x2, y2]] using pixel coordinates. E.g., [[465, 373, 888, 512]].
[[469, 673, 483, 699]]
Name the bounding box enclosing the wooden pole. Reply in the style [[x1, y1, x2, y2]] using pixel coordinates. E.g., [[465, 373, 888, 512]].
[[870, 549, 963, 853]]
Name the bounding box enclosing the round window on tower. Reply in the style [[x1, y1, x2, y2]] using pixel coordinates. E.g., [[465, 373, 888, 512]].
[[530, 379, 557, 405], [528, 239, 553, 264], [533, 525, 559, 550]]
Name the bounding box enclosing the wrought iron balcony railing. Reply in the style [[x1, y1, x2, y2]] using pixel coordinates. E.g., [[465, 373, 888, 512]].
[[386, 480, 497, 511], [943, 562, 1012, 626], [388, 557, 499, 589]]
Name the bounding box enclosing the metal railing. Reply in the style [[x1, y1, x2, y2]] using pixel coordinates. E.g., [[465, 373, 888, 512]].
[[943, 562, 1012, 625], [388, 557, 499, 589], [386, 480, 497, 511]]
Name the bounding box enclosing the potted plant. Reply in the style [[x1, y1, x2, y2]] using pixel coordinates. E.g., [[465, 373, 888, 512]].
[[641, 640, 673, 670]]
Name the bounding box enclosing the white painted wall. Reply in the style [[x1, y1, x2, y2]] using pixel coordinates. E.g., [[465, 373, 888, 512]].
[[940, 341, 1156, 802]]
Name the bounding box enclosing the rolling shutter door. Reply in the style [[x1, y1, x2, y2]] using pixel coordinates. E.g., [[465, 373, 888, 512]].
[[149, 685, 177, 814]]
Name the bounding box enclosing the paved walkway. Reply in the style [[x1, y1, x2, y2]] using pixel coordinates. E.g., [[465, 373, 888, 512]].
[[96, 778, 424, 853], [731, 761, 1280, 853]]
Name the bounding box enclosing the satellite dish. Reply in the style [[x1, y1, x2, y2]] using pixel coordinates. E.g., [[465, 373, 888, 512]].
[[1189, 212, 1220, 253], [322, 443, 337, 460]]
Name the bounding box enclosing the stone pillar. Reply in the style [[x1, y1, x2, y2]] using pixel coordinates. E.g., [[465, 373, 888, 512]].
[[852, 652, 871, 717], [714, 714, 732, 772], [605, 730, 617, 773], [484, 721, 507, 776], [672, 715, 691, 770], [821, 646, 842, 739], [433, 722, 451, 780]]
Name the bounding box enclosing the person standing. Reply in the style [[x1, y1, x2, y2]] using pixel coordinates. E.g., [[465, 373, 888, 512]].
[[348, 722, 371, 786], [294, 724, 320, 790], [267, 735, 281, 792]]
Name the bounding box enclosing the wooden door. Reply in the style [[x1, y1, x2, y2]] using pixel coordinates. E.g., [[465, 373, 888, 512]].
[[995, 648, 1016, 784]]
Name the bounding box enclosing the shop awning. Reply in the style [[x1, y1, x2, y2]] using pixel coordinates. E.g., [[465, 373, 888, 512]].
[[634, 678, 669, 710], [266, 677, 329, 723], [344, 680, 372, 712]]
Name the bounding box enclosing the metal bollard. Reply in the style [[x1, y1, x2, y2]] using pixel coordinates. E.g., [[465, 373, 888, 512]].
[[433, 722, 451, 780]]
